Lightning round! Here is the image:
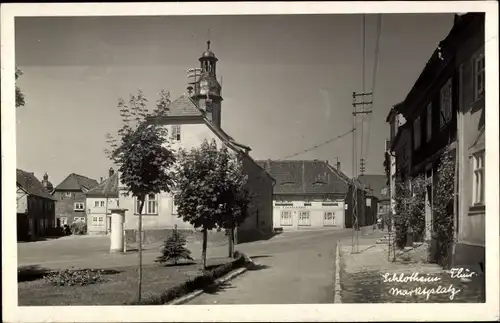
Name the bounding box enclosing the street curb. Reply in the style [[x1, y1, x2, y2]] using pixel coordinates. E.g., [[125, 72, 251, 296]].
[[168, 255, 252, 305], [334, 241, 342, 304]]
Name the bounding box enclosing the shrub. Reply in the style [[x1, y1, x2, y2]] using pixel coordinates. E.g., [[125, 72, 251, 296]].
[[129, 254, 247, 305], [43, 269, 105, 286], [70, 222, 87, 235], [156, 226, 193, 265]]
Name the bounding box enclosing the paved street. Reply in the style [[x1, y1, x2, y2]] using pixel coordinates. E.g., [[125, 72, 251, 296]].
[[187, 228, 381, 304]]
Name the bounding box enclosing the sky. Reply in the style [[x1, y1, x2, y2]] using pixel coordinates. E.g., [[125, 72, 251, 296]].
[[15, 13, 456, 186]]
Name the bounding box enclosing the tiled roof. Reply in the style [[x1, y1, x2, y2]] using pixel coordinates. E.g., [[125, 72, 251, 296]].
[[85, 173, 119, 198], [55, 173, 99, 191], [256, 160, 349, 195], [164, 95, 203, 117], [16, 169, 57, 200], [357, 174, 389, 200]]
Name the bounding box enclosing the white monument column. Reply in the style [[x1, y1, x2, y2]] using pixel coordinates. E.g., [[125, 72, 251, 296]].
[[109, 208, 127, 253]]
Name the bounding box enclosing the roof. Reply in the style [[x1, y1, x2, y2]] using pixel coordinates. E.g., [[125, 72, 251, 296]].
[[357, 174, 390, 200], [85, 173, 119, 198], [16, 169, 57, 200], [163, 95, 203, 118], [256, 160, 350, 195], [54, 173, 99, 191], [399, 13, 483, 117]]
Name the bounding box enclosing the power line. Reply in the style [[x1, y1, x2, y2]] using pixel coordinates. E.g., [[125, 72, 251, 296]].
[[280, 129, 355, 160]]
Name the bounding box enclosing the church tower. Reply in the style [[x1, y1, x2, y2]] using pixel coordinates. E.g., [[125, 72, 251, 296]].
[[191, 41, 223, 128]]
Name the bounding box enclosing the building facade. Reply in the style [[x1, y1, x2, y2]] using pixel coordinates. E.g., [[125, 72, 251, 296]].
[[85, 168, 119, 235], [454, 13, 485, 267], [358, 174, 390, 226], [387, 13, 485, 268], [52, 173, 99, 227], [256, 159, 366, 231], [119, 41, 275, 245], [16, 169, 57, 240]]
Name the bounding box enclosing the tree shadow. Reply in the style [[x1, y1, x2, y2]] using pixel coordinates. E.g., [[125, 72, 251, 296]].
[[249, 255, 272, 260], [246, 262, 270, 271], [18, 265, 51, 282], [202, 280, 235, 295]]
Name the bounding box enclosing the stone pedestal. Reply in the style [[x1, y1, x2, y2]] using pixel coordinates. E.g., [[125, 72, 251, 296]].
[[109, 208, 127, 253]]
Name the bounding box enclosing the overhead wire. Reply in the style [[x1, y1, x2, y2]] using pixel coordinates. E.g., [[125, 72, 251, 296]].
[[280, 129, 355, 160]]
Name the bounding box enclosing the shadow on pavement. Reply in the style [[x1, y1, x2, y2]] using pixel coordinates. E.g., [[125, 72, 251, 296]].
[[202, 281, 235, 295], [18, 265, 52, 282], [249, 255, 272, 260], [246, 262, 270, 271]]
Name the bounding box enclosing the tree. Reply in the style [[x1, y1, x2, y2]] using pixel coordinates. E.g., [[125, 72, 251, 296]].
[[432, 147, 456, 266], [16, 68, 26, 108], [393, 174, 428, 249], [174, 139, 251, 269], [105, 89, 176, 302], [156, 225, 193, 265]]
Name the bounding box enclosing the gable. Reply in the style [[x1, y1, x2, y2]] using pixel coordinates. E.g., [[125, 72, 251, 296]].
[[55, 173, 99, 191], [16, 169, 56, 200], [164, 95, 203, 118]]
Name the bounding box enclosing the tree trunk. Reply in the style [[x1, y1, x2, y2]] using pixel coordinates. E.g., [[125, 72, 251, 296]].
[[137, 198, 145, 303], [228, 228, 235, 258], [202, 228, 208, 270]]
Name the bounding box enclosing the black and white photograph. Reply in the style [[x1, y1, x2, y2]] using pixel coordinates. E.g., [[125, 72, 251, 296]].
[[2, 2, 499, 322]]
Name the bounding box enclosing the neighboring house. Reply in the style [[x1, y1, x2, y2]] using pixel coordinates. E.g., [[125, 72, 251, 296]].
[[52, 173, 99, 227], [119, 41, 275, 244], [454, 13, 485, 268], [85, 168, 119, 235], [16, 169, 57, 241], [357, 174, 390, 224], [386, 13, 485, 268], [256, 159, 349, 230]]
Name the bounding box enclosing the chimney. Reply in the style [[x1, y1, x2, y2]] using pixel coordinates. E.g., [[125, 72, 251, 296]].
[[100, 177, 104, 183], [109, 167, 115, 177], [336, 160, 341, 172]]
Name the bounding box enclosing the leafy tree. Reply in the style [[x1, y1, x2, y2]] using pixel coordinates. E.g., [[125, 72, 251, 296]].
[[105, 89, 176, 302], [16, 68, 26, 108], [156, 225, 193, 265], [432, 147, 456, 266], [394, 174, 428, 249], [173, 139, 251, 269]]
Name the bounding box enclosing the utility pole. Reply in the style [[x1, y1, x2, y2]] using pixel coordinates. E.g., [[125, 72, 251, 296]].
[[351, 91, 373, 253]]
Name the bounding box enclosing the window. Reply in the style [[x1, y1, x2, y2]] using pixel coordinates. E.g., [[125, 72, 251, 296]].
[[98, 217, 104, 226], [92, 216, 98, 225], [473, 52, 485, 101], [323, 212, 335, 226], [94, 201, 99, 207], [413, 116, 421, 150], [172, 198, 178, 215], [280, 211, 293, 226], [298, 211, 311, 226], [135, 193, 158, 215], [65, 192, 72, 198], [60, 217, 68, 226], [472, 151, 485, 205], [426, 102, 432, 142], [74, 202, 85, 211], [440, 78, 453, 129], [100, 201, 105, 207], [74, 217, 85, 223], [171, 125, 181, 141]]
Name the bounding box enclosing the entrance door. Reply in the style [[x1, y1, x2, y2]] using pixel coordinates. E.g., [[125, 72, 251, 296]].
[[323, 212, 335, 226]]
